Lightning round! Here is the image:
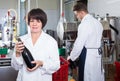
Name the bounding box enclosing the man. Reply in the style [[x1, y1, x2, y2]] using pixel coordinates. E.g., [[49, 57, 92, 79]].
[[67, 2, 104, 81]]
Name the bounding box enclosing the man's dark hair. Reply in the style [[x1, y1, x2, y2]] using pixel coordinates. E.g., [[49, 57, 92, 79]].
[[73, 2, 88, 13], [28, 8, 47, 28]]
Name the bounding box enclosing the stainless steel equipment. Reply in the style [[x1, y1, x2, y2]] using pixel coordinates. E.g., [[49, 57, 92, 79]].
[[0, 66, 18, 81], [0, 58, 18, 81]]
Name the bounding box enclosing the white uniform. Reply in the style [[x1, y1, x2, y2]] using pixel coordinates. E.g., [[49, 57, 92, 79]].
[[69, 14, 104, 81], [11, 31, 60, 81]]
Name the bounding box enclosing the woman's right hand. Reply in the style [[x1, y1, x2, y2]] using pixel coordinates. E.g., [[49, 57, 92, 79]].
[[15, 41, 24, 57]]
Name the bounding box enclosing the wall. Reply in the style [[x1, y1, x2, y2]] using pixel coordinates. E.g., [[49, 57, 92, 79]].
[[88, 0, 120, 17], [0, 0, 18, 9], [30, 0, 60, 31], [64, 0, 75, 22], [30, 0, 58, 10]]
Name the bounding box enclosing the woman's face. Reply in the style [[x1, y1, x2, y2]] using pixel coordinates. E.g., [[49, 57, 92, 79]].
[[29, 19, 42, 33]]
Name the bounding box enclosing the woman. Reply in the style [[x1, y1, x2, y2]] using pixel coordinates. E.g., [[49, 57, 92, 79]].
[[11, 8, 60, 81]]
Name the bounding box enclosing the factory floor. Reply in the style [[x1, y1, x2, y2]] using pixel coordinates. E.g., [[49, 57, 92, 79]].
[[68, 64, 116, 81], [105, 64, 115, 81]]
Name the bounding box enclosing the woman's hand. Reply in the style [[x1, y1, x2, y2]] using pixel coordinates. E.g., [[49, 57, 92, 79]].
[[27, 60, 43, 72], [15, 41, 24, 57]]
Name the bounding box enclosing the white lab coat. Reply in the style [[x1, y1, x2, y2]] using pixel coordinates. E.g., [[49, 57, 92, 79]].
[[69, 14, 104, 81], [11, 31, 60, 81]]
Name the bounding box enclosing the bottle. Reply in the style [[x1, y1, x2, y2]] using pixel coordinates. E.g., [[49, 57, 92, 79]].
[[17, 38, 36, 69]]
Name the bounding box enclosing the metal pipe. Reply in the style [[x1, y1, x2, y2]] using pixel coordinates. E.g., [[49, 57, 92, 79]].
[[60, 0, 63, 16]]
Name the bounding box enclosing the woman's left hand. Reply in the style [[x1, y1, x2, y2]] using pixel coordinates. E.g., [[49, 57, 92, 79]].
[[27, 60, 43, 72]]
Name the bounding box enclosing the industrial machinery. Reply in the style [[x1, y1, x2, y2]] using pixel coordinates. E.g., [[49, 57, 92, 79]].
[[0, 0, 30, 81], [3, 9, 17, 48], [0, 9, 18, 70], [98, 14, 120, 80]]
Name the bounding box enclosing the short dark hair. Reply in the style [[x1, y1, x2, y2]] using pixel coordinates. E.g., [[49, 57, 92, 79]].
[[73, 2, 88, 13], [28, 8, 47, 28]]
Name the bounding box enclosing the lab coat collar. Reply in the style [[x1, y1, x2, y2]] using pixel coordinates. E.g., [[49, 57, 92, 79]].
[[27, 30, 44, 38], [81, 14, 91, 23], [26, 30, 44, 47]]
